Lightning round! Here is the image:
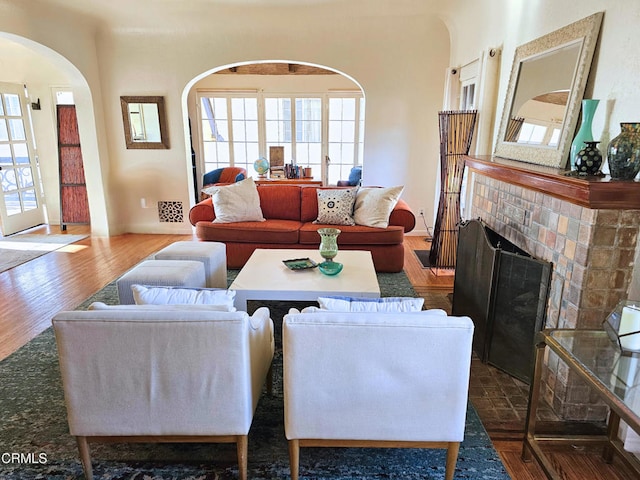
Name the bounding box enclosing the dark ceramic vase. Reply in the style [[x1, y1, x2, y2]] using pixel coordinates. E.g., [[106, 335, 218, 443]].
[[607, 123, 640, 180], [574, 141, 602, 176]]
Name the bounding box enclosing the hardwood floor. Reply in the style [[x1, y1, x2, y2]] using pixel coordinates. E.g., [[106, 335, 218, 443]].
[[0, 225, 194, 360], [0, 228, 637, 479]]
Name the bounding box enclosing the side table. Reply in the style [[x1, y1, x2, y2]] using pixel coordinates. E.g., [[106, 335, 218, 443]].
[[523, 329, 640, 478]]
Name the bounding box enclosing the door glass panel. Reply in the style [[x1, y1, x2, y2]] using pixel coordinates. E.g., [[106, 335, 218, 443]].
[[1, 168, 16, 192], [13, 143, 29, 163], [0, 119, 7, 141], [0, 144, 11, 164], [17, 167, 33, 188], [8, 119, 26, 141], [4, 94, 21, 116], [4, 192, 20, 215], [21, 189, 37, 211]]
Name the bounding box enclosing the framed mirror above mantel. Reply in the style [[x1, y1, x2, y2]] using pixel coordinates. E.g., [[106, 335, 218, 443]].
[[494, 12, 603, 169]]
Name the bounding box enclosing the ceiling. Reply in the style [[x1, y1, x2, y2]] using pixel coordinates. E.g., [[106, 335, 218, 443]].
[[32, 0, 363, 32]]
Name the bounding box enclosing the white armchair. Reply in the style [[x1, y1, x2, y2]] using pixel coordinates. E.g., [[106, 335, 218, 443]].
[[283, 310, 474, 480], [52, 305, 274, 480]]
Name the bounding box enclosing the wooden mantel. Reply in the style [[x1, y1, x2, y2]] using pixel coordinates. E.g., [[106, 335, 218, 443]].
[[465, 155, 640, 210]]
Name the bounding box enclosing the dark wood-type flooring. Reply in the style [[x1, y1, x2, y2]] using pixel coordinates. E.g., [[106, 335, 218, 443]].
[[0, 226, 636, 479]]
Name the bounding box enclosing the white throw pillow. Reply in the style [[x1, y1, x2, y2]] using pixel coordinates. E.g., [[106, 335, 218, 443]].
[[353, 185, 404, 228], [131, 285, 236, 311], [314, 188, 357, 226], [317, 296, 424, 312], [210, 177, 265, 223]]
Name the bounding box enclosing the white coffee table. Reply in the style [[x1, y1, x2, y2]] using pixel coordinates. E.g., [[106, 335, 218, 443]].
[[230, 248, 380, 311]]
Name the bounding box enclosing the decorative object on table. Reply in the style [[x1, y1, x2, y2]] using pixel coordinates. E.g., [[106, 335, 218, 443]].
[[429, 110, 477, 271], [574, 141, 603, 175], [318, 260, 344, 276], [283, 258, 318, 271], [603, 300, 640, 354], [607, 123, 640, 180], [269, 146, 285, 178], [303, 167, 313, 178], [253, 156, 269, 178], [569, 98, 599, 170], [318, 228, 341, 261], [317, 227, 343, 275]]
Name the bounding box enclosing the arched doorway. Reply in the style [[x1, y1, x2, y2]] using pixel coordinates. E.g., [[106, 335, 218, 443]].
[[0, 33, 110, 236], [182, 60, 365, 201]]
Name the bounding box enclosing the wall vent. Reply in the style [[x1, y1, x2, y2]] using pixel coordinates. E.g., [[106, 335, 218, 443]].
[[158, 201, 184, 223]]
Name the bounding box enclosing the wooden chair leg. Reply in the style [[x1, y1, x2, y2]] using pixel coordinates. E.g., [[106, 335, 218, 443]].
[[76, 436, 93, 480], [236, 435, 248, 480], [445, 442, 460, 480], [288, 439, 300, 480]]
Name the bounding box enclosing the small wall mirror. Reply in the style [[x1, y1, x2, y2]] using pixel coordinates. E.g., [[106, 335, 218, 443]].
[[494, 12, 603, 168], [120, 96, 169, 149]]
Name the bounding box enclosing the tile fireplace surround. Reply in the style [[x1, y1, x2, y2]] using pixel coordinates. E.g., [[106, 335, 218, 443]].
[[466, 155, 640, 422]]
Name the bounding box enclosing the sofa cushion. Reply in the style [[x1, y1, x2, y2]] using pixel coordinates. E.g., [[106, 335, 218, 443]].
[[197, 219, 301, 244], [298, 222, 405, 245], [314, 188, 357, 226], [257, 185, 302, 221], [210, 177, 265, 223], [353, 186, 404, 228]]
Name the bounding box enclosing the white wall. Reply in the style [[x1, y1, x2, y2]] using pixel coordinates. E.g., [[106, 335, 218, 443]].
[[440, 0, 640, 297]]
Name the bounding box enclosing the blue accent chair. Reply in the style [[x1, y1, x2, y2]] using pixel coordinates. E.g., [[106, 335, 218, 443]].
[[337, 165, 362, 186]]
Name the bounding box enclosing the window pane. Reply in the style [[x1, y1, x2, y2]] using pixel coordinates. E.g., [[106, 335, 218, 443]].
[[329, 98, 342, 121], [328, 122, 342, 142], [217, 143, 230, 164], [232, 120, 246, 141], [5, 192, 20, 216], [17, 166, 33, 188], [245, 120, 258, 141], [342, 121, 355, 141], [342, 98, 356, 120], [1, 168, 16, 192], [9, 119, 25, 141], [14, 143, 29, 164], [245, 98, 258, 120], [0, 96, 3, 115], [231, 98, 245, 118], [0, 144, 11, 164], [246, 143, 259, 162], [234, 143, 247, 163], [5, 94, 21, 116], [213, 98, 227, 118], [0, 120, 7, 141], [21, 189, 37, 211]]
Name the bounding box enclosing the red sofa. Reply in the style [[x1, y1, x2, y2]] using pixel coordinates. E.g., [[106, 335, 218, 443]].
[[188, 185, 415, 273]]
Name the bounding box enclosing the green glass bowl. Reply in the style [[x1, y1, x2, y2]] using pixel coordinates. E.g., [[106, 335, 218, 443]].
[[318, 261, 343, 276]]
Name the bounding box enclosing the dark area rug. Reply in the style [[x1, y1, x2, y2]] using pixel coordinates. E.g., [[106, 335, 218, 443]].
[[0, 270, 511, 479], [414, 249, 432, 268]]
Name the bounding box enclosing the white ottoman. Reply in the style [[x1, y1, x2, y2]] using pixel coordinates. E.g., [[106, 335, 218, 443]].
[[153, 241, 227, 288], [116, 260, 206, 304]]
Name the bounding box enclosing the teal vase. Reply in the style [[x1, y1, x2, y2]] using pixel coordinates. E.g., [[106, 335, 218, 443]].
[[570, 99, 599, 170], [607, 123, 640, 180]]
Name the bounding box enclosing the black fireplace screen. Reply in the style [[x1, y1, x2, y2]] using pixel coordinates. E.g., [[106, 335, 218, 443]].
[[452, 219, 552, 383]]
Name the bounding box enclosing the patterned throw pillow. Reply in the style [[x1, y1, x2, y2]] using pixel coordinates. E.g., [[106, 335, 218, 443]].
[[314, 188, 357, 225]]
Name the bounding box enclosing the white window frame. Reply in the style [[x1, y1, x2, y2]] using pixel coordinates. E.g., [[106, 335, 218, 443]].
[[196, 89, 364, 187]]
